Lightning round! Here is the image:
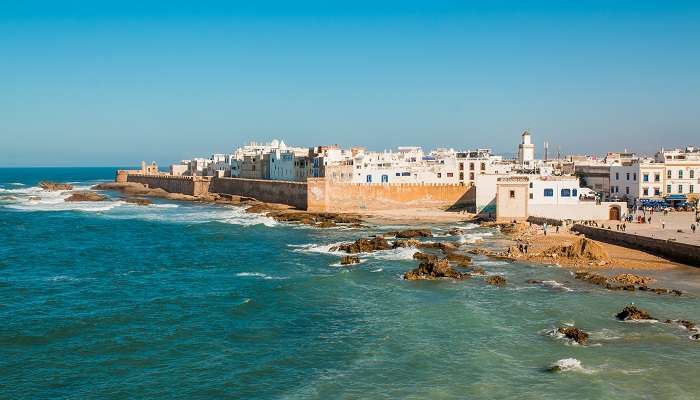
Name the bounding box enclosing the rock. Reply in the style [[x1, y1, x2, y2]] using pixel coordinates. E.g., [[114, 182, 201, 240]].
[[557, 327, 589, 345], [545, 238, 608, 261], [448, 228, 464, 236], [547, 358, 582, 373], [692, 334, 700, 341], [574, 271, 609, 286], [316, 221, 336, 228], [124, 197, 152, 206], [605, 283, 636, 291], [443, 252, 472, 267], [39, 181, 73, 191], [665, 319, 696, 331], [385, 229, 433, 239], [486, 275, 506, 286], [470, 266, 487, 275], [403, 258, 470, 280], [392, 239, 421, 248], [331, 236, 391, 253], [467, 247, 491, 256], [527, 279, 544, 284], [417, 241, 458, 252], [616, 305, 654, 321], [611, 274, 655, 286], [340, 255, 360, 265], [28, 196, 41, 201], [412, 252, 438, 262], [64, 191, 108, 202]]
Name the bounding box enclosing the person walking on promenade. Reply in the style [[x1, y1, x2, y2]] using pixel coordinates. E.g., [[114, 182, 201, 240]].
[[661, 220, 665, 229], [543, 222, 548, 236], [692, 224, 696, 234]]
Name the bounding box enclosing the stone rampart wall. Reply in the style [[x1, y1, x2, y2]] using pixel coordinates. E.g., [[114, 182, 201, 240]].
[[210, 177, 308, 210]]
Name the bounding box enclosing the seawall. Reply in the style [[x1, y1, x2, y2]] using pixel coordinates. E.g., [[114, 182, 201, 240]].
[[125, 174, 211, 196], [307, 178, 474, 213], [572, 224, 700, 267], [209, 177, 308, 210]]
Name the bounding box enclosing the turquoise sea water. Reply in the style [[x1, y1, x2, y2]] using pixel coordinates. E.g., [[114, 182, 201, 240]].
[[1, 168, 700, 399]]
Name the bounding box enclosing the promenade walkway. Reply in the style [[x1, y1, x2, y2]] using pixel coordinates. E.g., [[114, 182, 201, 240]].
[[621, 211, 699, 246]]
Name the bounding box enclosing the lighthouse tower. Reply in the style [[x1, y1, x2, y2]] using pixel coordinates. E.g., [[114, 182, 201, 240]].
[[517, 130, 535, 166]]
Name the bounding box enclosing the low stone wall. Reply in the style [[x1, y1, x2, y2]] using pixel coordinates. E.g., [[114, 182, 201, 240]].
[[126, 174, 211, 196], [527, 216, 563, 227], [210, 177, 308, 210], [572, 224, 700, 267], [307, 178, 473, 213]]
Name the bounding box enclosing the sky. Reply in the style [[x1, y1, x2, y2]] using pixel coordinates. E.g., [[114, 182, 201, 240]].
[[1, 1, 699, 167]]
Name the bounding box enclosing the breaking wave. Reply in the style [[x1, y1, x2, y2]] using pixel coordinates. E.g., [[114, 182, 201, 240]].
[[235, 272, 286, 280], [290, 242, 416, 260]]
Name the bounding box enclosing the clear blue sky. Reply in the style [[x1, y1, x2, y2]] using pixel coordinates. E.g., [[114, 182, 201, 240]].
[[1, 1, 699, 166]]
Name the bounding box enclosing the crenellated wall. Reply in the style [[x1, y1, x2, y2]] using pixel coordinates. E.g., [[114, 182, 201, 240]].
[[126, 174, 211, 196], [307, 178, 473, 212], [210, 177, 308, 209]]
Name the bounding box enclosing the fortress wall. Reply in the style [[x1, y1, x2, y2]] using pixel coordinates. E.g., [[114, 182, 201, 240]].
[[307, 178, 473, 213], [126, 174, 211, 196], [210, 177, 308, 210]]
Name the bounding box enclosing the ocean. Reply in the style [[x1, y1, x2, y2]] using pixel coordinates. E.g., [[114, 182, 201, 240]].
[[1, 167, 699, 399]]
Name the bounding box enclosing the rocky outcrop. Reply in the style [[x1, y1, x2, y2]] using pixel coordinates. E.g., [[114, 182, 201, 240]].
[[64, 191, 108, 202], [265, 210, 362, 227], [638, 286, 683, 296], [486, 275, 506, 286], [385, 229, 433, 239], [557, 327, 589, 345], [330, 236, 391, 253], [448, 228, 464, 236], [610, 274, 655, 286], [443, 252, 472, 267], [39, 181, 73, 191], [393, 239, 421, 248], [544, 238, 608, 262], [403, 257, 470, 280], [124, 197, 152, 206], [616, 305, 654, 321], [575, 271, 682, 295], [340, 255, 360, 265], [417, 241, 458, 252], [412, 252, 438, 262]]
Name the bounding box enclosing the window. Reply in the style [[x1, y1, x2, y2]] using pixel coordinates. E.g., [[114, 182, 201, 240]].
[[402, 172, 410, 176], [446, 172, 453, 178], [561, 189, 571, 197], [529, 182, 533, 188], [643, 187, 649, 196], [626, 173, 630, 180], [654, 173, 660, 182], [469, 163, 475, 171], [395, 172, 401, 176], [667, 170, 672, 179], [469, 172, 475, 180], [529, 193, 533, 199], [667, 184, 672, 193], [366, 175, 372, 183], [480, 163, 486, 171], [690, 185, 695, 193], [572, 189, 578, 197], [459, 172, 464, 180], [381, 174, 388, 183], [509, 190, 515, 198], [437, 173, 442, 178], [654, 187, 661, 196], [679, 170, 684, 179], [633, 173, 637, 181], [544, 188, 554, 197], [625, 186, 629, 195], [459, 163, 464, 171], [616, 172, 619, 180], [678, 185, 683, 193], [690, 170, 695, 179], [643, 174, 649, 182]]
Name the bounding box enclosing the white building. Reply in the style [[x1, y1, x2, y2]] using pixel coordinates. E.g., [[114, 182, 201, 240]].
[[517, 131, 535, 167]]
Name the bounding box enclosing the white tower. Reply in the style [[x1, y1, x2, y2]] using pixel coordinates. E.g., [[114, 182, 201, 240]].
[[517, 130, 535, 165]]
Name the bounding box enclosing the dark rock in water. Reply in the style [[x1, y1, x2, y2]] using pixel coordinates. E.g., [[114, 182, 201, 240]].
[[124, 197, 152, 206], [403, 257, 470, 280], [340, 255, 360, 265], [316, 220, 336, 228], [393, 239, 420, 248], [443, 252, 472, 267], [574, 271, 609, 286], [527, 279, 544, 284], [447, 228, 464, 236], [665, 319, 697, 331], [39, 181, 73, 191], [418, 241, 458, 253], [412, 252, 438, 262], [486, 275, 506, 286], [557, 327, 589, 345], [64, 191, 107, 202], [470, 266, 487, 275], [616, 305, 654, 321], [385, 229, 433, 239], [605, 283, 636, 291], [691, 334, 700, 341], [330, 236, 391, 253]]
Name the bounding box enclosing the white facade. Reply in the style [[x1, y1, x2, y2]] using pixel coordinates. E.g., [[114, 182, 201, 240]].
[[269, 149, 296, 181], [517, 131, 535, 166]]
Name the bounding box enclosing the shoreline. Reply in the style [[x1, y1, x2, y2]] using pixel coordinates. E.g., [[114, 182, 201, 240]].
[[92, 180, 693, 272]]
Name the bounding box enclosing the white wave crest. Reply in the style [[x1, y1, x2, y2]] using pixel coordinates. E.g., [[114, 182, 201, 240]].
[[290, 242, 416, 260], [549, 358, 589, 373], [235, 272, 286, 280]]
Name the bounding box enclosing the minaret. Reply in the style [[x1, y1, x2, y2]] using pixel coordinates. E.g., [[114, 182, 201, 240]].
[[517, 130, 535, 165]]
